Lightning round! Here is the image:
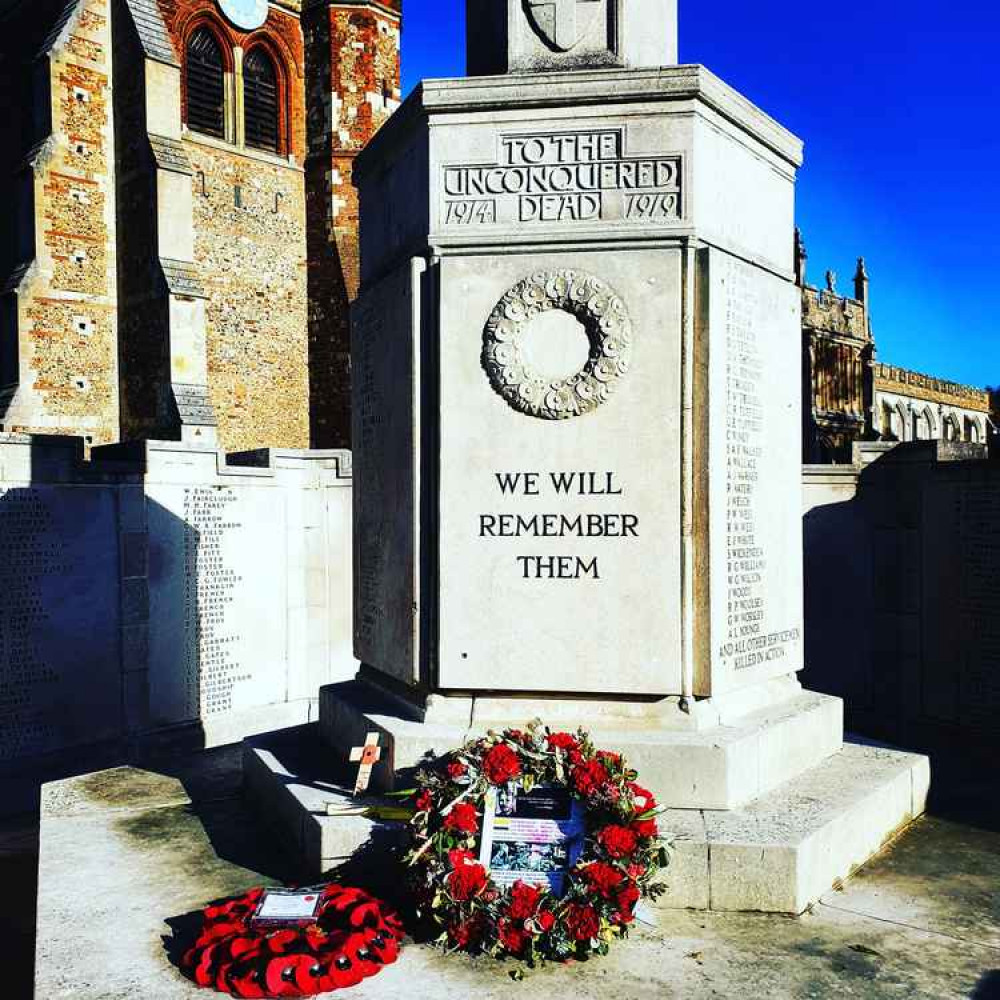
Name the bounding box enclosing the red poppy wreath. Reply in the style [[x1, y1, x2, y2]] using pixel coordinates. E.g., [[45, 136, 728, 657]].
[[181, 884, 404, 997], [404, 721, 669, 965]]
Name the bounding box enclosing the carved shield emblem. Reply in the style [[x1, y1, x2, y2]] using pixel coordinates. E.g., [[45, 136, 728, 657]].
[[524, 0, 603, 52]]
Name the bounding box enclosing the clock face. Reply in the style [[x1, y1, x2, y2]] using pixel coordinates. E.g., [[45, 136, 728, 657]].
[[217, 0, 268, 31]]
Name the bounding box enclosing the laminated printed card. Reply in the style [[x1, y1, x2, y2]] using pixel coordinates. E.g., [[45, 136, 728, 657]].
[[478, 784, 586, 895]]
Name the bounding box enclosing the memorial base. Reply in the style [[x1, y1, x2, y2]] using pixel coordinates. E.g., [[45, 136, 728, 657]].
[[315, 678, 844, 811], [243, 727, 929, 915]]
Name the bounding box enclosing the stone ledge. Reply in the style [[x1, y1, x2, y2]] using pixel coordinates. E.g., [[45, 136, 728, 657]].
[[317, 680, 845, 810]]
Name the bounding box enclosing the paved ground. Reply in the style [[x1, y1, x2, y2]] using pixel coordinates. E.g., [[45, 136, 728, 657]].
[[9, 744, 1000, 1000]]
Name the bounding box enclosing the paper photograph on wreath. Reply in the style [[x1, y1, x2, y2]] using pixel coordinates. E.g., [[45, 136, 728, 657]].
[[478, 784, 586, 895]]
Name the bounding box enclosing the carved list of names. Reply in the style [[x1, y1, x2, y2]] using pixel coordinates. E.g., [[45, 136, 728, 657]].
[[182, 488, 249, 717], [0, 492, 68, 759], [718, 264, 800, 670]]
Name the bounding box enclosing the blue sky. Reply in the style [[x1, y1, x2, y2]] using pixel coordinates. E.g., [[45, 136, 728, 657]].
[[399, 1, 997, 390]]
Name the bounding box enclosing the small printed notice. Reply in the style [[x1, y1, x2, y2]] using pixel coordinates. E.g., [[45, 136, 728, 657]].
[[252, 889, 323, 927], [478, 784, 585, 895]]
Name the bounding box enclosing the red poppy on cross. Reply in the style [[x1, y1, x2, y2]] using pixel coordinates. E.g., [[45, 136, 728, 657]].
[[349, 732, 382, 796]]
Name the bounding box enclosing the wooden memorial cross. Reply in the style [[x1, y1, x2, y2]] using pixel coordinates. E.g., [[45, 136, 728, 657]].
[[349, 732, 382, 796]]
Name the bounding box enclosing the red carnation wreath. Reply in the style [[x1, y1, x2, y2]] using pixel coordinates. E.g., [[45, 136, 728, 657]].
[[181, 884, 404, 997], [404, 721, 669, 964]]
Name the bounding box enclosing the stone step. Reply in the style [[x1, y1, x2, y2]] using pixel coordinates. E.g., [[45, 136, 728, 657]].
[[244, 725, 407, 875], [318, 679, 846, 810], [244, 728, 929, 915], [655, 741, 930, 913]]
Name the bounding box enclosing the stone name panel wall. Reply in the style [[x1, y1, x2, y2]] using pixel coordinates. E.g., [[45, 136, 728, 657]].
[[0, 434, 354, 777], [802, 445, 1000, 750], [704, 250, 804, 696]]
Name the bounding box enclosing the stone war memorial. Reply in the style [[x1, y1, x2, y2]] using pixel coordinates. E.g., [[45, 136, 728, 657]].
[[18, 0, 1000, 996], [244, 0, 929, 916]]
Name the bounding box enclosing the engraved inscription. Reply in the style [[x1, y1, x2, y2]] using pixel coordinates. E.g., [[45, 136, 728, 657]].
[[480, 471, 639, 581], [182, 488, 249, 717], [958, 487, 1000, 726], [442, 128, 682, 229], [0, 492, 68, 760], [717, 262, 801, 670], [354, 298, 386, 647]]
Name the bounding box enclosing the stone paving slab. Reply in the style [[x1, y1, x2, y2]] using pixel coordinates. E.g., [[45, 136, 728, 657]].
[[35, 755, 998, 1000]]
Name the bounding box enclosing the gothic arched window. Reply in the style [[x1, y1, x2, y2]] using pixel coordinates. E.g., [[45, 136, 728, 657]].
[[186, 28, 226, 139], [244, 48, 280, 153]]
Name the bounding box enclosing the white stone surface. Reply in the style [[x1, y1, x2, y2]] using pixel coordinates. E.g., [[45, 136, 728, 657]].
[[357, 67, 802, 285], [700, 249, 805, 697], [352, 262, 421, 688], [244, 729, 390, 873], [352, 64, 805, 705], [0, 474, 121, 762], [466, 0, 679, 76], [688, 742, 930, 913], [437, 250, 683, 694]]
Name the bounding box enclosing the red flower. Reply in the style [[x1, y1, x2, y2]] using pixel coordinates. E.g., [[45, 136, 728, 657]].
[[414, 789, 433, 812], [482, 744, 522, 785], [448, 848, 477, 868], [536, 910, 556, 933], [629, 782, 657, 813], [443, 802, 479, 834], [598, 824, 639, 859], [508, 881, 542, 920], [447, 913, 486, 950], [499, 918, 529, 955], [447, 922, 473, 949], [565, 903, 601, 941], [615, 883, 641, 925], [546, 731, 579, 752], [632, 818, 658, 839], [572, 759, 609, 796], [583, 862, 625, 898], [597, 750, 622, 766], [446, 760, 468, 779], [448, 860, 488, 901]]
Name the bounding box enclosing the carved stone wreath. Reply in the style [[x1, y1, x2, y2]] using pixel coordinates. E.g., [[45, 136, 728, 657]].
[[482, 269, 633, 420]]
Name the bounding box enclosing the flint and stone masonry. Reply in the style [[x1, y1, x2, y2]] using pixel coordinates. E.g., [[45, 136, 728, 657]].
[[0, 0, 401, 452]]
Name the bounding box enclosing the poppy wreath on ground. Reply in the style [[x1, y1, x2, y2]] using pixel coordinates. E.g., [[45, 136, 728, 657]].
[[181, 885, 404, 997], [404, 721, 669, 965]]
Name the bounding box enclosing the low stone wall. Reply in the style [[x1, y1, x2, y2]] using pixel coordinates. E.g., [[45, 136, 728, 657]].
[[802, 442, 999, 751], [0, 433, 354, 802]]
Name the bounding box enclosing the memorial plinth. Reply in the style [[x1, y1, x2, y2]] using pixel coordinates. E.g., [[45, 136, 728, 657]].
[[330, 61, 842, 804], [258, 1, 933, 912]]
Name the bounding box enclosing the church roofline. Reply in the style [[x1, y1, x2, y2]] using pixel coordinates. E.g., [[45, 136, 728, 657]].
[[873, 362, 991, 411]]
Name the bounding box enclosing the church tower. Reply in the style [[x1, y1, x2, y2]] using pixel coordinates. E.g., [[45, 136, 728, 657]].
[[302, 0, 402, 448], [0, 0, 402, 452]]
